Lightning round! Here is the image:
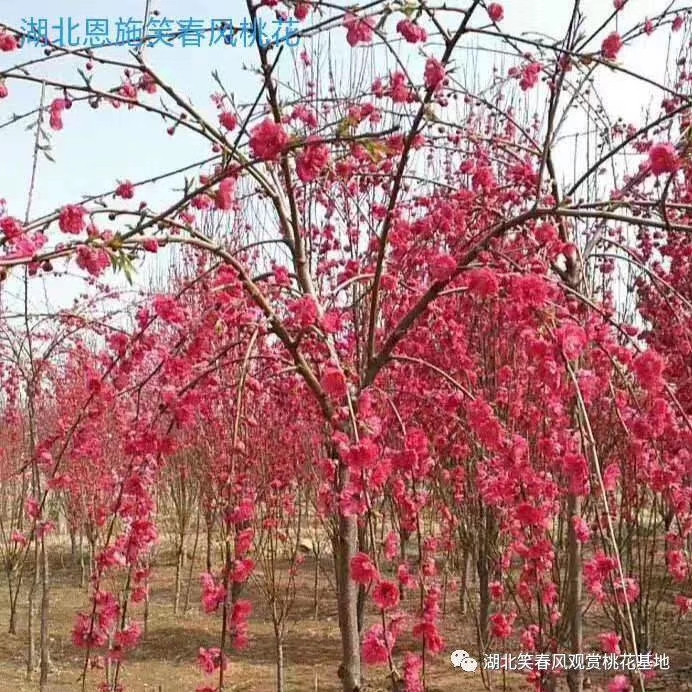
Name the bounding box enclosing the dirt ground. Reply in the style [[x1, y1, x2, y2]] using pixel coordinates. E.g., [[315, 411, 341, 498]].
[[0, 547, 689, 692]]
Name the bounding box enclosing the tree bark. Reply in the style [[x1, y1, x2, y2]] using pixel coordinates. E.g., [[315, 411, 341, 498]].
[[79, 530, 86, 589], [477, 529, 490, 650], [313, 549, 320, 619], [356, 524, 367, 636], [336, 462, 361, 692], [273, 617, 286, 692], [26, 538, 37, 678], [144, 579, 150, 635], [39, 532, 51, 690], [184, 504, 202, 614], [566, 494, 583, 692], [8, 587, 17, 635], [459, 546, 470, 616], [174, 543, 183, 614], [69, 526, 77, 563], [205, 516, 213, 574], [276, 636, 285, 692], [7, 566, 20, 634]]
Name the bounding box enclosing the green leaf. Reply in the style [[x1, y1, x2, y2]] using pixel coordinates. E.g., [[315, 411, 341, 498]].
[[337, 118, 352, 138], [362, 139, 386, 163], [121, 256, 135, 285], [401, 1, 419, 18], [110, 250, 136, 285]]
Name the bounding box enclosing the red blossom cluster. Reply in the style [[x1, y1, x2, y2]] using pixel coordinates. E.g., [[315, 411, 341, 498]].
[[1, 5, 692, 692]]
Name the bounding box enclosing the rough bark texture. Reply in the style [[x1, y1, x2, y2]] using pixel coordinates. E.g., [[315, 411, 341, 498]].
[[39, 533, 50, 689], [336, 462, 361, 692], [566, 494, 583, 692]]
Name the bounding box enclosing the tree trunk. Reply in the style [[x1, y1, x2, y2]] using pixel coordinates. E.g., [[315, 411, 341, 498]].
[[566, 494, 583, 692], [7, 567, 20, 635], [184, 505, 202, 614], [459, 546, 470, 616], [356, 583, 366, 638], [205, 518, 213, 574], [8, 586, 17, 635], [174, 544, 183, 614], [79, 531, 86, 589], [27, 554, 37, 676], [69, 526, 77, 563], [398, 529, 408, 600], [336, 462, 361, 692], [313, 550, 320, 619], [276, 638, 285, 692], [144, 581, 151, 635], [39, 532, 51, 689], [356, 524, 367, 636], [88, 537, 95, 582], [274, 621, 285, 692], [477, 542, 490, 650]]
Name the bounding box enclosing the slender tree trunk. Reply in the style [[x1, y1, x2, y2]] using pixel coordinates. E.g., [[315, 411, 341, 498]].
[[276, 636, 285, 692], [336, 463, 360, 692], [39, 532, 51, 689], [184, 505, 202, 614], [174, 543, 183, 614], [144, 583, 150, 635], [143, 562, 151, 636], [273, 616, 285, 692], [398, 529, 408, 599], [459, 546, 470, 616], [356, 524, 367, 637], [105, 633, 113, 687], [7, 567, 20, 635], [69, 526, 77, 563], [205, 517, 213, 574], [313, 549, 320, 619], [27, 539, 38, 677], [88, 537, 95, 582], [8, 584, 17, 635], [79, 531, 86, 588], [477, 537, 490, 649], [332, 532, 341, 626], [566, 494, 583, 692], [356, 584, 366, 638]]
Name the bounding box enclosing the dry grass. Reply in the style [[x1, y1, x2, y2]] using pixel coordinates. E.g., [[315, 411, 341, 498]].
[[0, 546, 689, 691]]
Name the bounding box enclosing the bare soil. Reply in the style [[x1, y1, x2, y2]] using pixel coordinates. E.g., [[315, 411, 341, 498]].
[[0, 547, 689, 692]]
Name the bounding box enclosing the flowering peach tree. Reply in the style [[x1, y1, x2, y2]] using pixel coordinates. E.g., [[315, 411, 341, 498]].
[[1, 2, 692, 692]]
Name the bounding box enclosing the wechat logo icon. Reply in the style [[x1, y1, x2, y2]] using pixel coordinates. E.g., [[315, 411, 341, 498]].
[[450, 649, 479, 672]]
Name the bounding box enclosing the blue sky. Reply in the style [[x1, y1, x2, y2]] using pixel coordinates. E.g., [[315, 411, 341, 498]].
[[2, 0, 677, 220], [1, 0, 278, 220], [0, 0, 685, 316], [1, 0, 301, 313]]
